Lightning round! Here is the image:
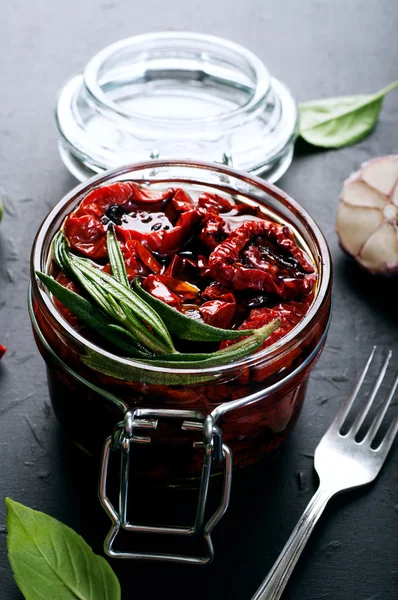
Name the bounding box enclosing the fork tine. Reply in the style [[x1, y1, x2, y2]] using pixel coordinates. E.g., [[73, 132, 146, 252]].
[[330, 346, 376, 432], [376, 413, 398, 454], [350, 350, 392, 437], [363, 370, 398, 444]]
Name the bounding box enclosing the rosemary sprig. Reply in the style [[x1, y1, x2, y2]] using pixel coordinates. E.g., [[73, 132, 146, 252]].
[[36, 272, 152, 358], [81, 319, 280, 385], [54, 232, 175, 355], [38, 232, 282, 380], [106, 226, 129, 287]]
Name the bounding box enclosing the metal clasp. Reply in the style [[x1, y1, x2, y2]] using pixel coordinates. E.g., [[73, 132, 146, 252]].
[[99, 408, 232, 564]]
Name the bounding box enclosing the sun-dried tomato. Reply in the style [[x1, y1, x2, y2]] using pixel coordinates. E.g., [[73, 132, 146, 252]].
[[63, 214, 107, 259], [63, 182, 199, 260], [197, 192, 232, 250], [197, 192, 234, 215], [0, 344, 6, 359], [200, 212, 230, 250], [164, 254, 199, 283], [125, 240, 162, 275], [197, 255, 212, 279], [118, 192, 199, 257], [199, 300, 236, 329], [220, 296, 313, 379], [155, 275, 200, 301], [142, 274, 181, 309], [208, 220, 317, 299], [197, 192, 265, 251], [201, 281, 236, 304]]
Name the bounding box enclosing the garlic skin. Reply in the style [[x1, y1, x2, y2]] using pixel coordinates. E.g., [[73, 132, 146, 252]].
[[336, 156, 398, 275]]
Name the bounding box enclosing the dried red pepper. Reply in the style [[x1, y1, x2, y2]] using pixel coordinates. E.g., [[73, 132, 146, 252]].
[[208, 221, 317, 299], [0, 344, 6, 359]]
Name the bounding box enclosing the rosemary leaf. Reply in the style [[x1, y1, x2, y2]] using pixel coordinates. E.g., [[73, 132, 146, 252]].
[[106, 227, 129, 287], [36, 272, 152, 358], [81, 319, 281, 385]]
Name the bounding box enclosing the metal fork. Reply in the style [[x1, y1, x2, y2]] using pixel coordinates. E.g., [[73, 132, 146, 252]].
[[252, 347, 398, 600]]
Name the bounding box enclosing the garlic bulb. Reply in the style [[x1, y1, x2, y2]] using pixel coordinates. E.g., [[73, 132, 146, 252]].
[[336, 155, 398, 275]]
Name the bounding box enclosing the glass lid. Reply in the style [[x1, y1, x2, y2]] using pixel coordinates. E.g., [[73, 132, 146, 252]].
[[55, 32, 298, 182]]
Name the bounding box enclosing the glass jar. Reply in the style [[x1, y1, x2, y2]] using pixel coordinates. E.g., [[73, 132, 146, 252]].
[[29, 160, 331, 562], [55, 33, 298, 183]]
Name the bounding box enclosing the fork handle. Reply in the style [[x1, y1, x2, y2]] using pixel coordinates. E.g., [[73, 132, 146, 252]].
[[251, 487, 334, 600]]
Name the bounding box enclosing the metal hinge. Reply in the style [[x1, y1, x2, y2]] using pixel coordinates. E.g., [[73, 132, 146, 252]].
[[99, 408, 232, 564]]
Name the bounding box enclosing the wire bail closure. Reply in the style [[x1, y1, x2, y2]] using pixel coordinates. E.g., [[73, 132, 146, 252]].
[[99, 408, 232, 564]]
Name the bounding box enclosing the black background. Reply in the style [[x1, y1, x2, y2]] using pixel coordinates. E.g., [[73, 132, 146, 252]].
[[1, 1, 398, 598]]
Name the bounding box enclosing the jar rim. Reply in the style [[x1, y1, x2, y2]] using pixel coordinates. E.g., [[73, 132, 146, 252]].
[[31, 159, 332, 377], [83, 32, 271, 128]]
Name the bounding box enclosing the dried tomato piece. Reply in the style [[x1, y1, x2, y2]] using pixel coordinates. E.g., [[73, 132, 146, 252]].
[[164, 254, 199, 283], [200, 213, 230, 250], [201, 281, 236, 304], [197, 192, 233, 250], [197, 192, 234, 214], [197, 255, 212, 279], [63, 214, 107, 259], [197, 192, 265, 251], [208, 221, 317, 299], [75, 181, 174, 218], [0, 344, 6, 359], [199, 300, 236, 329], [125, 240, 162, 275], [220, 297, 313, 379], [63, 182, 199, 259], [155, 275, 200, 301], [142, 274, 181, 309]]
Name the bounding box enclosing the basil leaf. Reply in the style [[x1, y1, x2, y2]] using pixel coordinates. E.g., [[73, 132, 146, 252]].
[[6, 498, 121, 600], [299, 80, 398, 148]]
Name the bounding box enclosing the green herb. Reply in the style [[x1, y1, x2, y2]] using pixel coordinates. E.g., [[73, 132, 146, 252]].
[[82, 320, 280, 385], [106, 226, 129, 287], [141, 319, 281, 367], [133, 279, 256, 342], [0, 197, 3, 222], [54, 233, 176, 355], [106, 227, 157, 352], [44, 233, 283, 380], [36, 272, 152, 358], [6, 498, 121, 600], [299, 80, 398, 148]]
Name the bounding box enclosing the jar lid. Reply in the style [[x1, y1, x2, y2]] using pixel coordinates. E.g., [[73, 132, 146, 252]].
[[56, 32, 298, 182]]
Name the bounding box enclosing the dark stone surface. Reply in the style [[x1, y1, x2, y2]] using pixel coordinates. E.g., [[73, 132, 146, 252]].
[[1, 1, 398, 598]]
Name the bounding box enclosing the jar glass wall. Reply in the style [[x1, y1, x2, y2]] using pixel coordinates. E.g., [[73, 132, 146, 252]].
[[30, 160, 331, 485]]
